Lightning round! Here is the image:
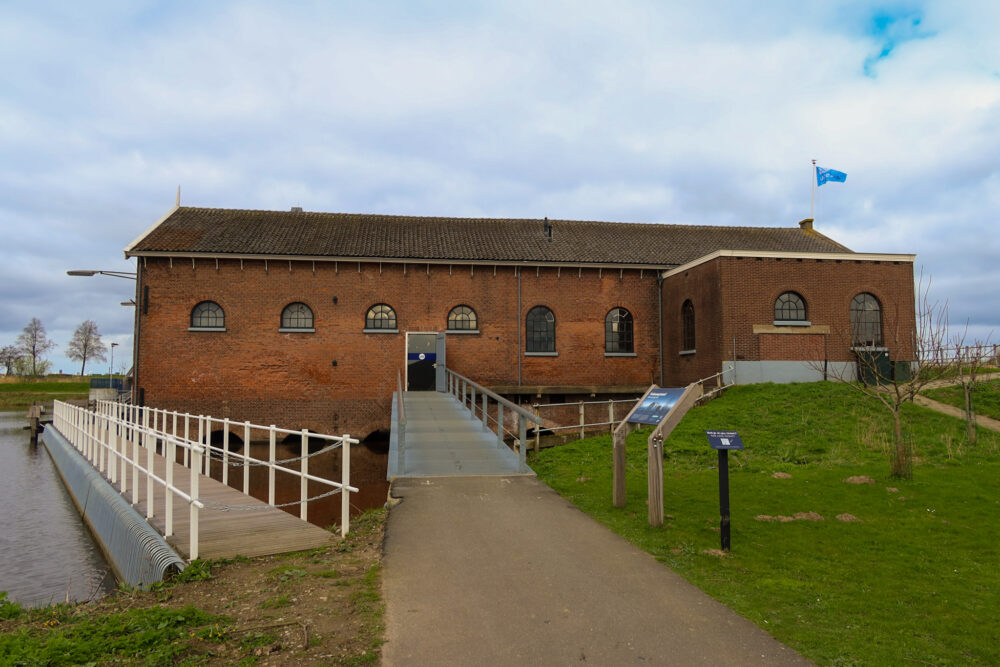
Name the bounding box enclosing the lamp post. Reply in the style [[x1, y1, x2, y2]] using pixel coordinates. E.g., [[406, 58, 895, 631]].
[[68, 268, 139, 401], [110, 342, 119, 392]]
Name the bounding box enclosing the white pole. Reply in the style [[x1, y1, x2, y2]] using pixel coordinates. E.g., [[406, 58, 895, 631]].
[[810, 158, 817, 220]]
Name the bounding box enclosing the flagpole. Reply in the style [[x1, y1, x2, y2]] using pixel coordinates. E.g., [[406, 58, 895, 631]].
[[810, 159, 817, 220]]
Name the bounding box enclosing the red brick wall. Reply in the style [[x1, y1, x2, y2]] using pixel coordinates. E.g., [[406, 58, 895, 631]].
[[135, 259, 659, 437], [759, 333, 825, 361], [661, 260, 725, 385]]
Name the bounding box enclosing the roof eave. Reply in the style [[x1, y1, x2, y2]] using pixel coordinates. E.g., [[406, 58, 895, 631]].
[[659, 249, 917, 279]]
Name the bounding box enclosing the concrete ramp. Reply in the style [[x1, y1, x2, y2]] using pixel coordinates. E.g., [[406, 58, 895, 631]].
[[388, 392, 531, 478]]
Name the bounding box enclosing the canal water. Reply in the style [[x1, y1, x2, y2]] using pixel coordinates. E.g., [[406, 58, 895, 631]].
[[0, 411, 116, 608]]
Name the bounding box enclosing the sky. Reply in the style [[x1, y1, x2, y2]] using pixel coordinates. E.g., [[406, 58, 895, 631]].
[[1, 0, 998, 375]]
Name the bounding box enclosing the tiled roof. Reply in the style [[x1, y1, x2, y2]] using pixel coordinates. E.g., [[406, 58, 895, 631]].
[[126, 207, 852, 267]]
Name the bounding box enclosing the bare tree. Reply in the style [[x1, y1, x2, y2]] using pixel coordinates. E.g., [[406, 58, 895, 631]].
[[817, 274, 951, 479], [16, 318, 57, 377], [66, 320, 108, 376], [949, 331, 994, 446], [0, 345, 22, 375]]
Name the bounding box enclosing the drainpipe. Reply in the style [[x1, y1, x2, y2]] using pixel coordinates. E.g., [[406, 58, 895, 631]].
[[517, 267, 522, 386], [132, 259, 142, 403], [657, 273, 664, 386]]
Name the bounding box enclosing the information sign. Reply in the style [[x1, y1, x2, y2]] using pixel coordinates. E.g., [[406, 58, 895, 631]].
[[705, 430, 744, 450], [629, 388, 685, 425]]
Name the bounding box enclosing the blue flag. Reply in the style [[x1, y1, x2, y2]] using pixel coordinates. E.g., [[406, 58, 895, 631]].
[[816, 166, 847, 186]]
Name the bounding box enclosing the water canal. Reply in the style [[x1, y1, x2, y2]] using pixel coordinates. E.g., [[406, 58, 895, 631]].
[[0, 410, 116, 607]]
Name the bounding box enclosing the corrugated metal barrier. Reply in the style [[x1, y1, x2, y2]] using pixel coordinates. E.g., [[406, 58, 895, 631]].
[[40, 426, 186, 589]]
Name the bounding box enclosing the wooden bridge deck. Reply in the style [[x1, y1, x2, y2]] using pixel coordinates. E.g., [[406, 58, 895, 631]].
[[117, 450, 334, 560]]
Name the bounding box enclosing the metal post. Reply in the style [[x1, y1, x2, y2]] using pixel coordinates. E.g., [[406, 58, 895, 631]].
[[243, 421, 251, 496], [579, 401, 585, 440], [222, 418, 230, 486], [341, 435, 351, 538], [497, 403, 504, 448], [300, 429, 309, 521], [719, 450, 732, 551], [165, 435, 174, 537], [518, 415, 527, 472], [203, 416, 212, 476], [268, 425, 276, 506], [145, 407, 153, 518], [183, 415, 190, 467], [608, 399, 614, 434], [482, 392, 489, 431], [534, 405, 541, 453], [190, 445, 201, 560]]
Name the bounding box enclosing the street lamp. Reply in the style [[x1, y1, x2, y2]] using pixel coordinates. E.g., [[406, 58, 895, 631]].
[[67, 270, 137, 280]]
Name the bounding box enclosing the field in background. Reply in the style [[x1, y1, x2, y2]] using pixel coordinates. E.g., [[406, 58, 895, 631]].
[[924, 378, 1000, 421], [0, 377, 90, 409], [530, 382, 999, 665]]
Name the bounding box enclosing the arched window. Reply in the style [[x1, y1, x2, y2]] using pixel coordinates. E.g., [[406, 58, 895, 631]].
[[681, 300, 696, 351], [281, 302, 314, 330], [526, 306, 555, 353], [190, 301, 224, 329], [850, 293, 882, 346], [605, 308, 634, 354], [775, 292, 807, 322], [447, 305, 478, 331], [365, 304, 397, 331]]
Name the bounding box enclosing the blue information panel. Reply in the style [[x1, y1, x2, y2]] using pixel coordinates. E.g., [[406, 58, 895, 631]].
[[705, 431, 744, 450], [629, 388, 686, 425]]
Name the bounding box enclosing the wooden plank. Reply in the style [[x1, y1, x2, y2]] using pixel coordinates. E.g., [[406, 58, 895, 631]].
[[119, 449, 334, 560]]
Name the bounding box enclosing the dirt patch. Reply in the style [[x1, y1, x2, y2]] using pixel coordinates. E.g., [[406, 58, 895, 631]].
[[1, 509, 387, 666], [844, 475, 876, 484], [886, 487, 899, 492], [755, 512, 824, 522], [771, 472, 793, 479], [836, 513, 861, 522], [701, 549, 728, 558]]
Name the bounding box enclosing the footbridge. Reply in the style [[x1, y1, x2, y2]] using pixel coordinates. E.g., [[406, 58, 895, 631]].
[[44, 400, 358, 586], [388, 369, 542, 479]]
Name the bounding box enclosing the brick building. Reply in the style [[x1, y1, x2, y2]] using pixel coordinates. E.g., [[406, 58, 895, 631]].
[[124, 207, 916, 441]]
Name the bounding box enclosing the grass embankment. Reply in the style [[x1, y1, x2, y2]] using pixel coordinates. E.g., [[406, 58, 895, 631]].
[[924, 378, 1000, 421], [530, 382, 1000, 666], [0, 378, 89, 410], [0, 508, 386, 666]]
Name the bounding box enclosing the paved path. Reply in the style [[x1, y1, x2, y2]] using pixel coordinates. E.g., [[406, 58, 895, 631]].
[[382, 476, 810, 666], [915, 372, 1000, 433]]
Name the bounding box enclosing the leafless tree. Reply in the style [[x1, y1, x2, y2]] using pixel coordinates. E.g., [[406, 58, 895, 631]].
[[817, 274, 951, 478], [948, 329, 995, 446], [0, 345, 22, 375], [66, 320, 108, 376], [16, 318, 57, 377]]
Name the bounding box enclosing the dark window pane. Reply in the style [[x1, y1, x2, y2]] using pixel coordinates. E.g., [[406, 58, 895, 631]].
[[281, 302, 313, 329], [850, 293, 882, 346], [191, 301, 224, 328], [605, 308, 634, 353], [681, 300, 695, 350], [526, 306, 555, 353], [775, 292, 806, 321]]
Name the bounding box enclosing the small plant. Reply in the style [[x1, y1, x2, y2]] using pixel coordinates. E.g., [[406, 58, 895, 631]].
[[260, 595, 292, 609], [174, 559, 214, 583], [240, 631, 278, 649], [267, 565, 306, 583], [0, 591, 22, 620]]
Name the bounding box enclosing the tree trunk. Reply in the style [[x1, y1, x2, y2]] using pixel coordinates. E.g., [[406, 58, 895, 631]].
[[80, 358, 87, 376], [964, 384, 977, 446], [890, 408, 911, 479]]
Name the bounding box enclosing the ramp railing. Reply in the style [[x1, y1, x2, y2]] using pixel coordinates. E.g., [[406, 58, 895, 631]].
[[394, 369, 407, 474], [445, 369, 542, 471]]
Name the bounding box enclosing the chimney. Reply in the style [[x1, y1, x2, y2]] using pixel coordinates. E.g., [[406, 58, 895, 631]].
[[798, 218, 814, 230], [543, 217, 552, 242], [290, 206, 303, 213]]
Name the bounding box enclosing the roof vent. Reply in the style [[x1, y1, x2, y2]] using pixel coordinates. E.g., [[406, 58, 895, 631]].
[[291, 206, 303, 213], [798, 218, 814, 230]]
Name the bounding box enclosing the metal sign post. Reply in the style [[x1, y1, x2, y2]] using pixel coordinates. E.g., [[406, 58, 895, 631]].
[[705, 430, 744, 551]]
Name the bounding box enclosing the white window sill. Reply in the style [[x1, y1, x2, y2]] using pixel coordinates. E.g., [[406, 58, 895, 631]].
[[679, 349, 696, 356], [850, 346, 888, 352], [526, 352, 558, 357], [773, 320, 812, 327], [446, 329, 480, 335], [188, 327, 226, 332], [363, 328, 399, 334], [279, 327, 315, 333], [605, 352, 637, 357]]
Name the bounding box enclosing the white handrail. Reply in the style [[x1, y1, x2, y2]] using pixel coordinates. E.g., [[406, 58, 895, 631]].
[[53, 401, 360, 562]]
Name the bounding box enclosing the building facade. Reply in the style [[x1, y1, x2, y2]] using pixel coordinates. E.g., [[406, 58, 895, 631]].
[[125, 207, 916, 442]]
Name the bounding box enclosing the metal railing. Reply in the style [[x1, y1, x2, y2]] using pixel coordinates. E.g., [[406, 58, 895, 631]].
[[530, 397, 641, 448], [52, 400, 359, 560], [445, 369, 542, 471], [395, 369, 407, 473], [694, 364, 734, 403]]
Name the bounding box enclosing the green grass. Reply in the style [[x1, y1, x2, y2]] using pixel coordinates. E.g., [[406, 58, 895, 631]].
[[924, 379, 1000, 421], [0, 604, 228, 665], [0, 379, 89, 409], [530, 382, 1000, 666]]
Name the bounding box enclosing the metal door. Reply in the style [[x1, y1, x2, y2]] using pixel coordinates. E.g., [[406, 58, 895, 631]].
[[406, 333, 437, 391]]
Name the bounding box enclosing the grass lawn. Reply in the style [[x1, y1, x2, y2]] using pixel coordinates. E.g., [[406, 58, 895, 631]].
[[530, 382, 1000, 666], [0, 379, 89, 409], [924, 378, 1000, 421]]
